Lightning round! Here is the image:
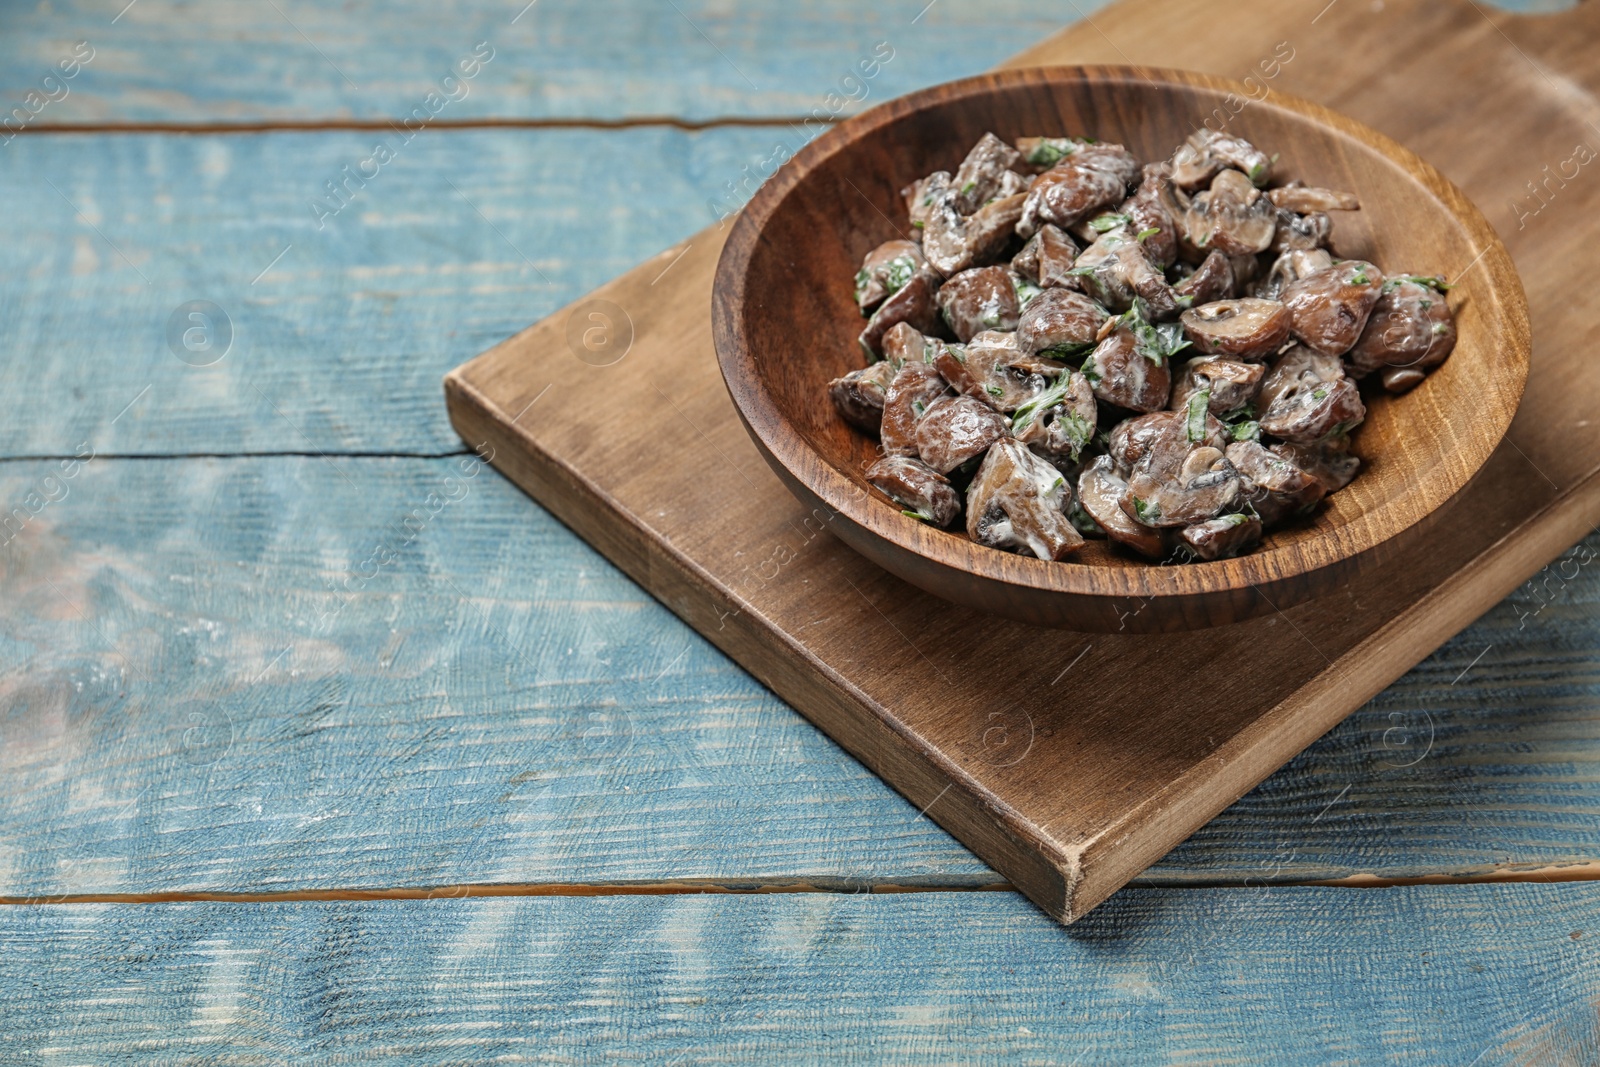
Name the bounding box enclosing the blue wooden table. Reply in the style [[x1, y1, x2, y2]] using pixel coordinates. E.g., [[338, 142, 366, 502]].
[[1, 1, 1596, 1061]]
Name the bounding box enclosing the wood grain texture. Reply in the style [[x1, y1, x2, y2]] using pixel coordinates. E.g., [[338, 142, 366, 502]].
[[0, 126, 782, 457], [0, 0, 1083, 124], [714, 66, 1526, 631], [3, 456, 1599, 899], [2, 885, 1598, 1064], [446, 0, 1600, 922]]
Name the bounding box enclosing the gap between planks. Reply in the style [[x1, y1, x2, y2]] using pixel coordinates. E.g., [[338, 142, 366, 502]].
[[4, 115, 836, 136], [6, 863, 1600, 907]]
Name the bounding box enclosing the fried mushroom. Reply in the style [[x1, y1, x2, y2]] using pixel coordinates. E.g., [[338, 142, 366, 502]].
[[1180, 513, 1263, 560], [1225, 439, 1326, 526], [914, 395, 1011, 474], [1345, 276, 1456, 377], [922, 191, 1028, 277], [1271, 439, 1361, 492], [1012, 370, 1099, 467], [1170, 356, 1265, 416], [1084, 314, 1175, 413], [1016, 287, 1110, 359], [1017, 143, 1142, 236], [855, 240, 928, 313], [1077, 454, 1169, 558], [967, 438, 1086, 561], [1121, 413, 1244, 528], [1183, 169, 1277, 256], [1268, 184, 1360, 213], [937, 265, 1021, 342], [1180, 297, 1291, 360], [935, 330, 1061, 413], [1255, 248, 1334, 301], [1173, 250, 1235, 307], [951, 132, 1025, 214], [828, 359, 898, 434], [1257, 345, 1366, 444], [1280, 260, 1385, 356], [1011, 224, 1081, 289], [859, 269, 942, 358], [879, 361, 950, 456], [866, 455, 962, 526]]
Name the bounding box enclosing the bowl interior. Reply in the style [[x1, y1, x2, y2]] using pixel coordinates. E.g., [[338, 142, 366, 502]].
[[719, 68, 1526, 600]]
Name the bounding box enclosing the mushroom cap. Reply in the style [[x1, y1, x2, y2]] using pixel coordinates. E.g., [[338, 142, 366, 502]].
[[1180, 513, 1263, 561], [859, 269, 942, 358], [866, 454, 962, 527], [1268, 185, 1361, 213], [966, 438, 1086, 561], [1184, 169, 1277, 256], [855, 239, 928, 312], [951, 132, 1025, 214], [1016, 287, 1111, 357], [1256, 248, 1334, 301], [1179, 297, 1292, 359], [1017, 144, 1141, 236], [1121, 416, 1244, 528], [828, 359, 898, 434], [1013, 370, 1098, 465], [1270, 440, 1361, 493], [1225, 439, 1326, 526], [915, 395, 1011, 473], [1170, 356, 1265, 416], [1085, 322, 1174, 414], [1257, 345, 1366, 444], [1077, 455, 1169, 558], [936, 330, 1062, 414], [879, 361, 951, 456], [1173, 250, 1235, 307], [1346, 278, 1456, 376], [937, 265, 1021, 343], [1280, 259, 1386, 356]]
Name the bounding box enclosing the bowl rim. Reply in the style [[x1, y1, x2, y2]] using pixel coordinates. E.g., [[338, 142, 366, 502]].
[[712, 64, 1530, 603]]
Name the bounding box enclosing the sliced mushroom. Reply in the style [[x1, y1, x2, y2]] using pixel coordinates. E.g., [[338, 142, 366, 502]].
[[879, 361, 950, 456], [859, 269, 942, 358], [880, 321, 940, 369], [866, 454, 962, 527], [1180, 297, 1292, 360], [1255, 248, 1334, 301], [1184, 169, 1277, 256], [937, 265, 1021, 342], [1345, 277, 1456, 377], [1016, 287, 1110, 358], [1072, 228, 1177, 315], [1271, 439, 1361, 492], [1280, 260, 1386, 356], [1120, 163, 1181, 268], [855, 240, 928, 313], [1077, 454, 1169, 558], [914, 395, 1011, 474], [1173, 250, 1235, 308], [1225, 439, 1326, 526], [1181, 513, 1263, 560], [1013, 370, 1099, 467], [1016, 143, 1142, 236], [922, 191, 1028, 277], [902, 171, 951, 232], [935, 330, 1061, 413], [1121, 415, 1244, 528], [1257, 345, 1366, 444], [967, 438, 1086, 561], [1170, 356, 1265, 416], [1268, 184, 1360, 213], [828, 359, 898, 434], [1109, 410, 1173, 472], [1084, 316, 1174, 413], [951, 132, 1025, 214], [1171, 129, 1274, 189], [1268, 209, 1332, 254], [1011, 224, 1081, 288]]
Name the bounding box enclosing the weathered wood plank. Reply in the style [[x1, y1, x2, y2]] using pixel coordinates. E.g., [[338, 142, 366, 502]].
[[0, 127, 781, 457], [0, 0, 1082, 124], [3, 455, 1598, 897], [1, 885, 1597, 1063]]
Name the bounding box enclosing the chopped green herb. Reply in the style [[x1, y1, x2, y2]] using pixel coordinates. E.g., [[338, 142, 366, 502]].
[[1185, 388, 1211, 443], [1024, 137, 1079, 167], [1050, 476, 1065, 493], [853, 268, 870, 303], [961, 180, 977, 195], [911, 219, 924, 229], [1039, 341, 1095, 363], [901, 509, 934, 522], [1090, 213, 1131, 233], [1229, 419, 1261, 442], [1248, 161, 1268, 184], [1431, 322, 1449, 335], [1221, 513, 1250, 527], [1349, 270, 1370, 286], [883, 255, 916, 295], [982, 312, 1002, 327], [1387, 274, 1452, 292], [1123, 302, 1192, 366], [1012, 275, 1044, 309], [912, 399, 926, 416], [1311, 387, 1328, 400], [1012, 374, 1075, 434], [1135, 226, 1161, 242], [1131, 496, 1157, 523], [986, 384, 1005, 398]]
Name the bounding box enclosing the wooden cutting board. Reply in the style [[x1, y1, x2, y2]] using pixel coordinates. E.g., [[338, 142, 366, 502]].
[[446, 0, 1600, 923]]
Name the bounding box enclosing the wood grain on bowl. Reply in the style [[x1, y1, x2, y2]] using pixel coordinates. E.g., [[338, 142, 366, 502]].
[[713, 67, 1529, 631]]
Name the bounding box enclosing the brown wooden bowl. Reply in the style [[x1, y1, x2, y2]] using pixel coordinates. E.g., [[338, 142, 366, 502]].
[[712, 66, 1529, 632]]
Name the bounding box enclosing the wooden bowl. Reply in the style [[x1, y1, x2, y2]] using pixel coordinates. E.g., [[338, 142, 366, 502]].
[[712, 67, 1529, 632]]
